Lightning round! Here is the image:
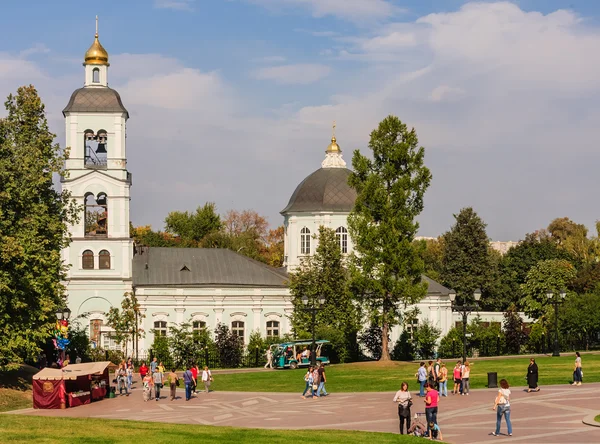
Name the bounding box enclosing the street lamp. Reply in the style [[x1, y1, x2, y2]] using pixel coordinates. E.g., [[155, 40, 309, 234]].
[[301, 295, 326, 366], [54, 306, 71, 366], [449, 289, 481, 364], [55, 307, 71, 321], [547, 289, 566, 357]]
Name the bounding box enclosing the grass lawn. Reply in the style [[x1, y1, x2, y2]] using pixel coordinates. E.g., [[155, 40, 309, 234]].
[[212, 354, 600, 393], [0, 365, 36, 413], [595, 415, 600, 423], [0, 416, 421, 444]]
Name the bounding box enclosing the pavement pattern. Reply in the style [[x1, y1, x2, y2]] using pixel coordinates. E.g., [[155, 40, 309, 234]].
[[8, 381, 600, 443]]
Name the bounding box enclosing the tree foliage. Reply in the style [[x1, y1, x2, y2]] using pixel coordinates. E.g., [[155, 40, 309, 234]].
[[0, 86, 79, 370], [391, 330, 415, 361], [503, 305, 527, 355], [412, 320, 441, 360], [358, 325, 386, 360], [415, 237, 445, 283], [441, 207, 491, 302], [105, 292, 144, 357], [520, 259, 577, 318], [289, 226, 360, 361], [214, 323, 244, 368], [348, 115, 432, 360], [165, 202, 222, 244]]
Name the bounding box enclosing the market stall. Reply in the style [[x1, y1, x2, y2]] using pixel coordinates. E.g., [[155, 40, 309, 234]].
[[32, 361, 111, 409]]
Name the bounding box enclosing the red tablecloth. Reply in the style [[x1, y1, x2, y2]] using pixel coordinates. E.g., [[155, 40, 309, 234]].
[[91, 387, 106, 401], [68, 392, 91, 407]]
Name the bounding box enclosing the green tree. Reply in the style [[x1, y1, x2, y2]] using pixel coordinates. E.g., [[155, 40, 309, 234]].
[[520, 259, 577, 318], [547, 217, 596, 263], [415, 237, 445, 282], [412, 320, 441, 360], [503, 305, 527, 355], [151, 334, 170, 365], [441, 207, 491, 303], [391, 330, 415, 361], [437, 327, 464, 359], [105, 292, 144, 358], [289, 226, 360, 361], [165, 202, 222, 245], [168, 322, 203, 369], [348, 115, 432, 361], [559, 291, 600, 351], [0, 86, 79, 370], [358, 325, 386, 360]]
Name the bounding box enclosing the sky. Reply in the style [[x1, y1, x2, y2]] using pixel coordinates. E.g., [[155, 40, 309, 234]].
[[1, 0, 599, 241]]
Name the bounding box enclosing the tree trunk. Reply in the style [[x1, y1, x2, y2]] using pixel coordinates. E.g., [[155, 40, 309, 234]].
[[381, 322, 390, 361]]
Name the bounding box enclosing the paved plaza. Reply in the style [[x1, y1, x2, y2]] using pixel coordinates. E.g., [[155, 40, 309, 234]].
[[8, 381, 600, 443]]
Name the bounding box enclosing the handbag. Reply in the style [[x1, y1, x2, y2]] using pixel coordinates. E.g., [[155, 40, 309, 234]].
[[407, 399, 413, 408], [176, 379, 180, 387], [312, 384, 318, 390]]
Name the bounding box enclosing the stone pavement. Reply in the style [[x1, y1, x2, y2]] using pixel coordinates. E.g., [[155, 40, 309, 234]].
[[8, 382, 600, 443]]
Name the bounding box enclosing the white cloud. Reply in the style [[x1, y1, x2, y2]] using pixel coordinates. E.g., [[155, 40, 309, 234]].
[[154, 0, 195, 11], [428, 85, 464, 102], [19, 44, 51, 58], [253, 63, 331, 84], [248, 0, 399, 23]]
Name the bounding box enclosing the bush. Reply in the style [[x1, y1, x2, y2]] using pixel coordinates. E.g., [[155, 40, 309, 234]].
[[215, 323, 243, 368], [413, 320, 441, 360], [391, 330, 415, 361], [151, 334, 171, 365], [358, 325, 387, 360]]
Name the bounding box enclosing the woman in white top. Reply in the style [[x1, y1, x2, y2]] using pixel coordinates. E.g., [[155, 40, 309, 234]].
[[393, 382, 412, 434], [572, 352, 583, 386], [201, 366, 213, 393], [492, 378, 512, 436]]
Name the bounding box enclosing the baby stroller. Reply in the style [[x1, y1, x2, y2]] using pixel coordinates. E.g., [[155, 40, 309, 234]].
[[408, 412, 428, 437]]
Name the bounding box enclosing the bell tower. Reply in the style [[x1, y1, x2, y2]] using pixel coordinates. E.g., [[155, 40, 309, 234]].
[[61, 18, 133, 347]]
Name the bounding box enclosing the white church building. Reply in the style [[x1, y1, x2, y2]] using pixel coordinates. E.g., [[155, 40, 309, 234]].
[[63, 29, 458, 354]]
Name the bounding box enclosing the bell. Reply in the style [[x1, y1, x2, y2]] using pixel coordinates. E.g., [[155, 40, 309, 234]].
[[96, 143, 107, 153]]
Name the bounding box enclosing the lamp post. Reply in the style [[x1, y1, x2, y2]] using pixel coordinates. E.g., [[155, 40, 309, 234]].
[[449, 289, 481, 364], [547, 289, 566, 357], [301, 295, 325, 366]]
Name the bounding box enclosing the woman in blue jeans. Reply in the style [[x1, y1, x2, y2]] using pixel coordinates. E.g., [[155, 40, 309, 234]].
[[492, 379, 512, 436], [301, 366, 314, 398], [416, 362, 427, 397]]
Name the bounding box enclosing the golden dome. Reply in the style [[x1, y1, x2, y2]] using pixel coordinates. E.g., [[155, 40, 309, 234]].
[[84, 33, 109, 66], [326, 135, 341, 153]]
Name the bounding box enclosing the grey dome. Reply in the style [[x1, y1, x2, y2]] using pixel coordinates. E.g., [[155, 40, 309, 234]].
[[281, 168, 357, 214], [63, 87, 128, 118]]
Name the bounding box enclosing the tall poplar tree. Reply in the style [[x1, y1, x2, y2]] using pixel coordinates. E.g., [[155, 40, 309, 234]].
[[441, 207, 491, 301], [348, 115, 432, 361], [0, 86, 78, 369]]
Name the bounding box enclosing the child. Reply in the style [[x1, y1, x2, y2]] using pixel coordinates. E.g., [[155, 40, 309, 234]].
[[428, 421, 443, 441], [408, 413, 427, 437]]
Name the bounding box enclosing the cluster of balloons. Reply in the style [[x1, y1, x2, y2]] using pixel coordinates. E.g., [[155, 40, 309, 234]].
[[53, 319, 70, 350]]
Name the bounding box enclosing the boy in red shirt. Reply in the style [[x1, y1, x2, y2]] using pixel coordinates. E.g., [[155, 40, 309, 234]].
[[191, 364, 199, 394], [139, 362, 149, 378]]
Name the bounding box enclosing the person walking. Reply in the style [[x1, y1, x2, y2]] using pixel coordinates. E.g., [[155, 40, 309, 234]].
[[168, 368, 179, 401], [452, 361, 462, 395], [393, 381, 412, 434], [433, 358, 442, 389], [461, 362, 471, 395], [527, 358, 539, 392], [139, 361, 149, 380], [427, 361, 435, 387], [572, 352, 583, 386], [183, 365, 194, 401], [438, 363, 448, 397], [316, 362, 328, 397], [117, 363, 128, 396], [301, 366, 314, 398], [312, 365, 320, 399], [150, 357, 158, 374], [153, 368, 163, 401], [264, 348, 273, 369], [142, 371, 153, 402], [492, 379, 512, 436], [416, 362, 427, 397], [201, 366, 213, 393], [191, 364, 199, 394], [126, 363, 133, 393], [424, 383, 440, 436]]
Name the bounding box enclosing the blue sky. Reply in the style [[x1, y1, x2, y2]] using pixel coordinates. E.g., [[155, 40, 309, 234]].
[[1, 0, 600, 240]]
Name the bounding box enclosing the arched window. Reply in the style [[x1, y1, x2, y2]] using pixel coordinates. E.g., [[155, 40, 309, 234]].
[[192, 320, 207, 343], [300, 227, 311, 255], [92, 68, 100, 83], [266, 321, 280, 338], [99, 250, 111, 269], [85, 193, 108, 237], [231, 321, 245, 341], [336, 226, 348, 254], [82, 250, 94, 269], [154, 321, 167, 336]]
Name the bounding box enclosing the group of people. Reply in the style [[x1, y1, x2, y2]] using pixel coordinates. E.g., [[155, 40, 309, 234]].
[[393, 381, 443, 439], [116, 357, 214, 402], [416, 358, 469, 397], [301, 362, 328, 398]]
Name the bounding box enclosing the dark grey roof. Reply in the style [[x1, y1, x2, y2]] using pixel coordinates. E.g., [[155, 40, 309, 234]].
[[132, 248, 288, 288], [281, 168, 357, 214], [422, 275, 451, 296], [63, 87, 129, 117]]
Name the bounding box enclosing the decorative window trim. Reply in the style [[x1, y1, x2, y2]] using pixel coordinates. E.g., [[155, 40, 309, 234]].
[[229, 312, 248, 317], [190, 312, 209, 319], [264, 312, 283, 318]]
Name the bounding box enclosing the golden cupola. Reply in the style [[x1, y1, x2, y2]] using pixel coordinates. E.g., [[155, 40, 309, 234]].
[[84, 17, 109, 66], [326, 122, 341, 153]]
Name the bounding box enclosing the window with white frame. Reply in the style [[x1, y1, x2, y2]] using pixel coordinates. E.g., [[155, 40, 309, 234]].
[[231, 321, 245, 341], [300, 227, 311, 255], [336, 226, 348, 253], [154, 321, 167, 336], [266, 320, 280, 338], [192, 320, 206, 342], [102, 334, 122, 351]]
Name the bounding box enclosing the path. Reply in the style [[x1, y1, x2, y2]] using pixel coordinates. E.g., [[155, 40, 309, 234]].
[[8, 383, 600, 443]]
